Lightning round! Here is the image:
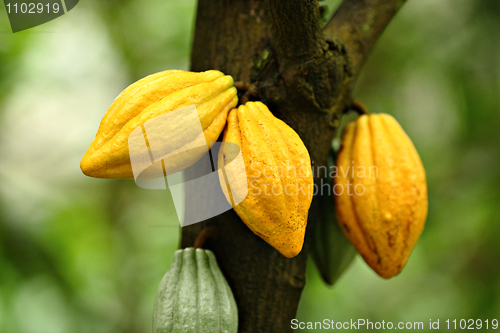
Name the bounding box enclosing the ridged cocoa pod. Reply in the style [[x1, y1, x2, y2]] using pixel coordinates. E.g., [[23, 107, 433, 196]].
[[335, 114, 427, 279], [218, 102, 314, 258], [153, 248, 238, 333], [81, 70, 237, 179]]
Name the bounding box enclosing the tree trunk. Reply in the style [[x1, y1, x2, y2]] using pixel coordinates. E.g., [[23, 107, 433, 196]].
[[181, 0, 406, 332]]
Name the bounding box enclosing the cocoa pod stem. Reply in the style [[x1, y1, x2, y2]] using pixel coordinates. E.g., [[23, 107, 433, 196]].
[[350, 99, 371, 115]]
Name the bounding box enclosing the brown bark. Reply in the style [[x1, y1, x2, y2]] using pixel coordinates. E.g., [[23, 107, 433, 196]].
[[324, 0, 408, 78], [181, 0, 406, 332]]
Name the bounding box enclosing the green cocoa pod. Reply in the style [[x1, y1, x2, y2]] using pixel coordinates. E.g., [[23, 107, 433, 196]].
[[311, 152, 357, 286], [153, 247, 238, 333]]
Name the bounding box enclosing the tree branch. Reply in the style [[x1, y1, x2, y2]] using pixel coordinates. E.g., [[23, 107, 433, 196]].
[[324, 0, 407, 76], [265, 0, 324, 70], [263, 0, 349, 115]]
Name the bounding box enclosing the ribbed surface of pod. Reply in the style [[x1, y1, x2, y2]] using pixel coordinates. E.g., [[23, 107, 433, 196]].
[[153, 248, 238, 333], [81, 70, 238, 179], [335, 113, 428, 278], [218, 101, 313, 258]]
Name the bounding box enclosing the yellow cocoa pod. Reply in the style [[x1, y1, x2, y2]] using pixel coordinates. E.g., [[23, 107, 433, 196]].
[[81, 70, 238, 179], [218, 101, 314, 258], [335, 113, 427, 279]]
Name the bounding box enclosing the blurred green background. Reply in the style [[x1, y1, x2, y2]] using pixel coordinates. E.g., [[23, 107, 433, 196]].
[[0, 0, 499, 332]]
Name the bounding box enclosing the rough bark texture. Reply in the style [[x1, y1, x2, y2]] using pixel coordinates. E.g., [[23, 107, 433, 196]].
[[181, 0, 406, 332]]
